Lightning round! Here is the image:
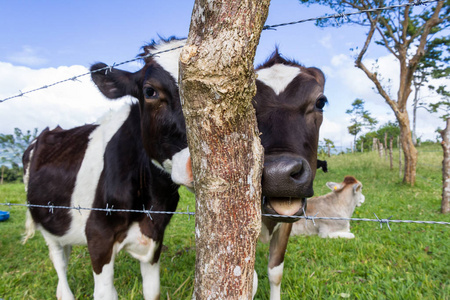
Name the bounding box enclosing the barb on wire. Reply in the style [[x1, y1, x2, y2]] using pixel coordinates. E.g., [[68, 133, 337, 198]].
[[105, 203, 114, 216], [374, 213, 393, 231], [106, 63, 116, 75], [143, 205, 153, 220], [75, 205, 82, 215], [48, 202, 54, 214], [302, 207, 319, 226]]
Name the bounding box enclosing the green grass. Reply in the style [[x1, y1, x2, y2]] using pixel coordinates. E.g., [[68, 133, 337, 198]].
[[1, 144, 449, 299]]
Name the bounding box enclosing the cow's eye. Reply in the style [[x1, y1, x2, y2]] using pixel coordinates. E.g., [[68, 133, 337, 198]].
[[144, 87, 158, 100], [315, 96, 328, 110]]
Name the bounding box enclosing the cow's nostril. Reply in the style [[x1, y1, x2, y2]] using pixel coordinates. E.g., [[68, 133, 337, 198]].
[[289, 161, 303, 181], [290, 170, 302, 180]]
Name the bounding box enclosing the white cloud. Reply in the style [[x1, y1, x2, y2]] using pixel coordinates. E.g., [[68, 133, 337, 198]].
[[0, 62, 130, 135], [7, 46, 48, 66], [319, 34, 332, 50]]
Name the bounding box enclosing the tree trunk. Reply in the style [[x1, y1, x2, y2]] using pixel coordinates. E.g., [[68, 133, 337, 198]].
[[440, 118, 450, 214], [399, 135, 402, 178], [412, 84, 420, 146], [0, 165, 4, 185], [389, 136, 393, 170], [378, 140, 383, 158], [384, 132, 388, 161], [397, 111, 418, 185], [180, 1, 269, 298]]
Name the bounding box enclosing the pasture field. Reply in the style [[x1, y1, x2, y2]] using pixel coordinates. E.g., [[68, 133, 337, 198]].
[[0, 144, 449, 299]]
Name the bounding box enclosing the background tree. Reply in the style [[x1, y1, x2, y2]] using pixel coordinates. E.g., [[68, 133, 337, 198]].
[[298, 0, 449, 185], [319, 138, 336, 157], [346, 98, 378, 146], [440, 118, 450, 214], [0, 128, 38, 184], [179, 0, 269, 298], [412, 36, 450, 145], [420, 37, 450, 214]]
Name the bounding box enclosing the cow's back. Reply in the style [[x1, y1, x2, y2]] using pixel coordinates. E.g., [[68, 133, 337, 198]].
[[26, 105, 133, 240], [26, 125, 98, 236]]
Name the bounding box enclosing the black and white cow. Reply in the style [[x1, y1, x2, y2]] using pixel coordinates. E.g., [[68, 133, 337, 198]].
[[22, 38, 192, 300]]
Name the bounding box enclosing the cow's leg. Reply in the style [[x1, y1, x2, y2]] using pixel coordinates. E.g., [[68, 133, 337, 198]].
[[141, 260, 161, 300], [328, 232, 355, 239], [123, 222, 161, 300], [44, 235, 74, 300], [92, 250, 118, 300], [87, 231, 118, 300], [252, 269, 258, 299], [268, 222, 292, 300]]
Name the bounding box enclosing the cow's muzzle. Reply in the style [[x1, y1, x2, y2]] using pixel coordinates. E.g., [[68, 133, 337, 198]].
[[261, 154, 313, 222]]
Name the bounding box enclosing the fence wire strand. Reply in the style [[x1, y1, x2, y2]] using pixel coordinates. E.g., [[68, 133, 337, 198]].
[[1, 202, 449, 228], [262, 0, 440, 30], [0, 45, 184, 103], [0, 0, 442, 103]]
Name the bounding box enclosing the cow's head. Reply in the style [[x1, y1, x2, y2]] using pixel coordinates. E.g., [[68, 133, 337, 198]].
[[254, 51, 327, 222], [326, 176, 365, 207], [91, 38, 192, 186]]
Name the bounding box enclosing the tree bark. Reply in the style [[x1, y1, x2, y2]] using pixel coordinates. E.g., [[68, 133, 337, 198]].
[[397, 111, 418, 186], [440, 118, 450, 214], [378, 140, 383, 159], [389, 136, 393, 170], [179, 1, 269, 298], [398, 134, 402, 178], [384, 132, 388, 161]]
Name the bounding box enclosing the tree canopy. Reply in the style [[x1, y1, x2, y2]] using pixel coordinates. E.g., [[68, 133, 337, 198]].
[[0, 128, 38, 167], [346, 98, 378, 144]]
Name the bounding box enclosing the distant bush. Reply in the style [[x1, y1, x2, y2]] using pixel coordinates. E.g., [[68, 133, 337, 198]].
[[1, 163, 23, 183], [356, 121, 401, 151]]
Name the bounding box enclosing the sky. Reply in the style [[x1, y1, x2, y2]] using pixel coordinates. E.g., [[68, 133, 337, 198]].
[[0, 0, 448, 150]]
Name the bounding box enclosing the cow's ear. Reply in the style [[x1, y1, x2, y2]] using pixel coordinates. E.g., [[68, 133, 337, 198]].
[[326, 182, 343, 192], [91, 63, 137, 99], [306, 67, 325, 87], [352, 183, 362, 194]]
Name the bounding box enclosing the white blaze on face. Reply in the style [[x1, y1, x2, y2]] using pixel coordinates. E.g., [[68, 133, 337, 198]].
[[256, 64, 301, 95], [149, 39, 186, 83]]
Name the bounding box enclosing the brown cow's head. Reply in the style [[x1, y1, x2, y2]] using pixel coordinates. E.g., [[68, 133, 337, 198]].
[[254, 51, 327, 222]]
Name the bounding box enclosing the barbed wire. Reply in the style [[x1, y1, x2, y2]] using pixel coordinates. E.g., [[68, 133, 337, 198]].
[[263, 0, 440, 30], [1, 202, 449, 230], [0, 0, 441, 103], [0, 45, 184, 104]]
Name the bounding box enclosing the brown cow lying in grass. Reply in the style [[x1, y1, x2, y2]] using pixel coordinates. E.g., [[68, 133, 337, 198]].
[[290, 176, 364, 239]]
